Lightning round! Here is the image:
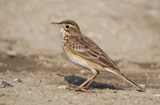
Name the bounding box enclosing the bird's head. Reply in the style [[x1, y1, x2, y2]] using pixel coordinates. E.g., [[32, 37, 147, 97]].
[[51, 20, 81, 35]]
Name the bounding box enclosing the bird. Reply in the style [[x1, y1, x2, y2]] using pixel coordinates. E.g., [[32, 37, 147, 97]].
[[51, 20, 145, 92]]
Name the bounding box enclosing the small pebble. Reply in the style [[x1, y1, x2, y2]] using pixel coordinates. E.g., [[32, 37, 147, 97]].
[[153, 94, 160, 97], [139, 84, 146, 89], [28, 89, 32, 94], [13, 78, 22, 82], [58, 85, 68, 89], [0, 81, 13, 87], [6, 51, 17, 57]]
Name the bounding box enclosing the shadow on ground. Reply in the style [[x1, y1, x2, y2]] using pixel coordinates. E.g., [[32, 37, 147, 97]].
[[56, 73, 122, 90]]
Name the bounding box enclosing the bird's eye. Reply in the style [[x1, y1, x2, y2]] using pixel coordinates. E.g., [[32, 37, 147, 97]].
[[66, 25, 70, 28]]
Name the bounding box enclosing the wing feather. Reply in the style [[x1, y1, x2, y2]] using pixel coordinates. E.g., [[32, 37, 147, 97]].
[[66, 35, 120, 70]]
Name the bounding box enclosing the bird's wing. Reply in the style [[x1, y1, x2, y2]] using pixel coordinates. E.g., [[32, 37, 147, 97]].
[[66, 35, 120, 70]]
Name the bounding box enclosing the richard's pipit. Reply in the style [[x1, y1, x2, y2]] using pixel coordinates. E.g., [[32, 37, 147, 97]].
[[51, 20, 145, 92]]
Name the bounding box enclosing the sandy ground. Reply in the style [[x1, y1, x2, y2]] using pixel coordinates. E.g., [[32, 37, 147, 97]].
[[0, 0, 160, 105]]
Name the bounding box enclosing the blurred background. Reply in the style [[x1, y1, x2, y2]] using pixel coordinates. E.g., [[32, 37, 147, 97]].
[[0, 0, 160, 62]]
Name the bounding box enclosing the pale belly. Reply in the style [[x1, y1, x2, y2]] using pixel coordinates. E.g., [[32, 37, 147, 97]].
[[63, 48, 91, 70]]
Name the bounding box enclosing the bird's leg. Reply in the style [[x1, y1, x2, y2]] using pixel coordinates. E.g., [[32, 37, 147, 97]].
[[69, 69, 99, 92], [84, 71, 99, 89], [69, 74, 95, 91]]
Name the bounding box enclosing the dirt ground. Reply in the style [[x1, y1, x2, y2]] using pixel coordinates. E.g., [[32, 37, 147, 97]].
[[0, 0, 160, 105]]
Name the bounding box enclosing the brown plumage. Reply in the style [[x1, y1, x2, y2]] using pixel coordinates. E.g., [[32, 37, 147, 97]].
[[51, 20, 145, 92]]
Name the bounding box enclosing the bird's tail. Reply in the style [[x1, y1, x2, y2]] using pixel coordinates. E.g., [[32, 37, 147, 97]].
[[105, 68, 146, 92]]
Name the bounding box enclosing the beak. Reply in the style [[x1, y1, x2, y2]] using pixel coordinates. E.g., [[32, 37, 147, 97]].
[[51, 22, 61, 27]]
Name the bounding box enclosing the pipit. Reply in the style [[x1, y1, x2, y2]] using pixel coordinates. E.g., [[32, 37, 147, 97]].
[[51, 20, 145, 92]]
